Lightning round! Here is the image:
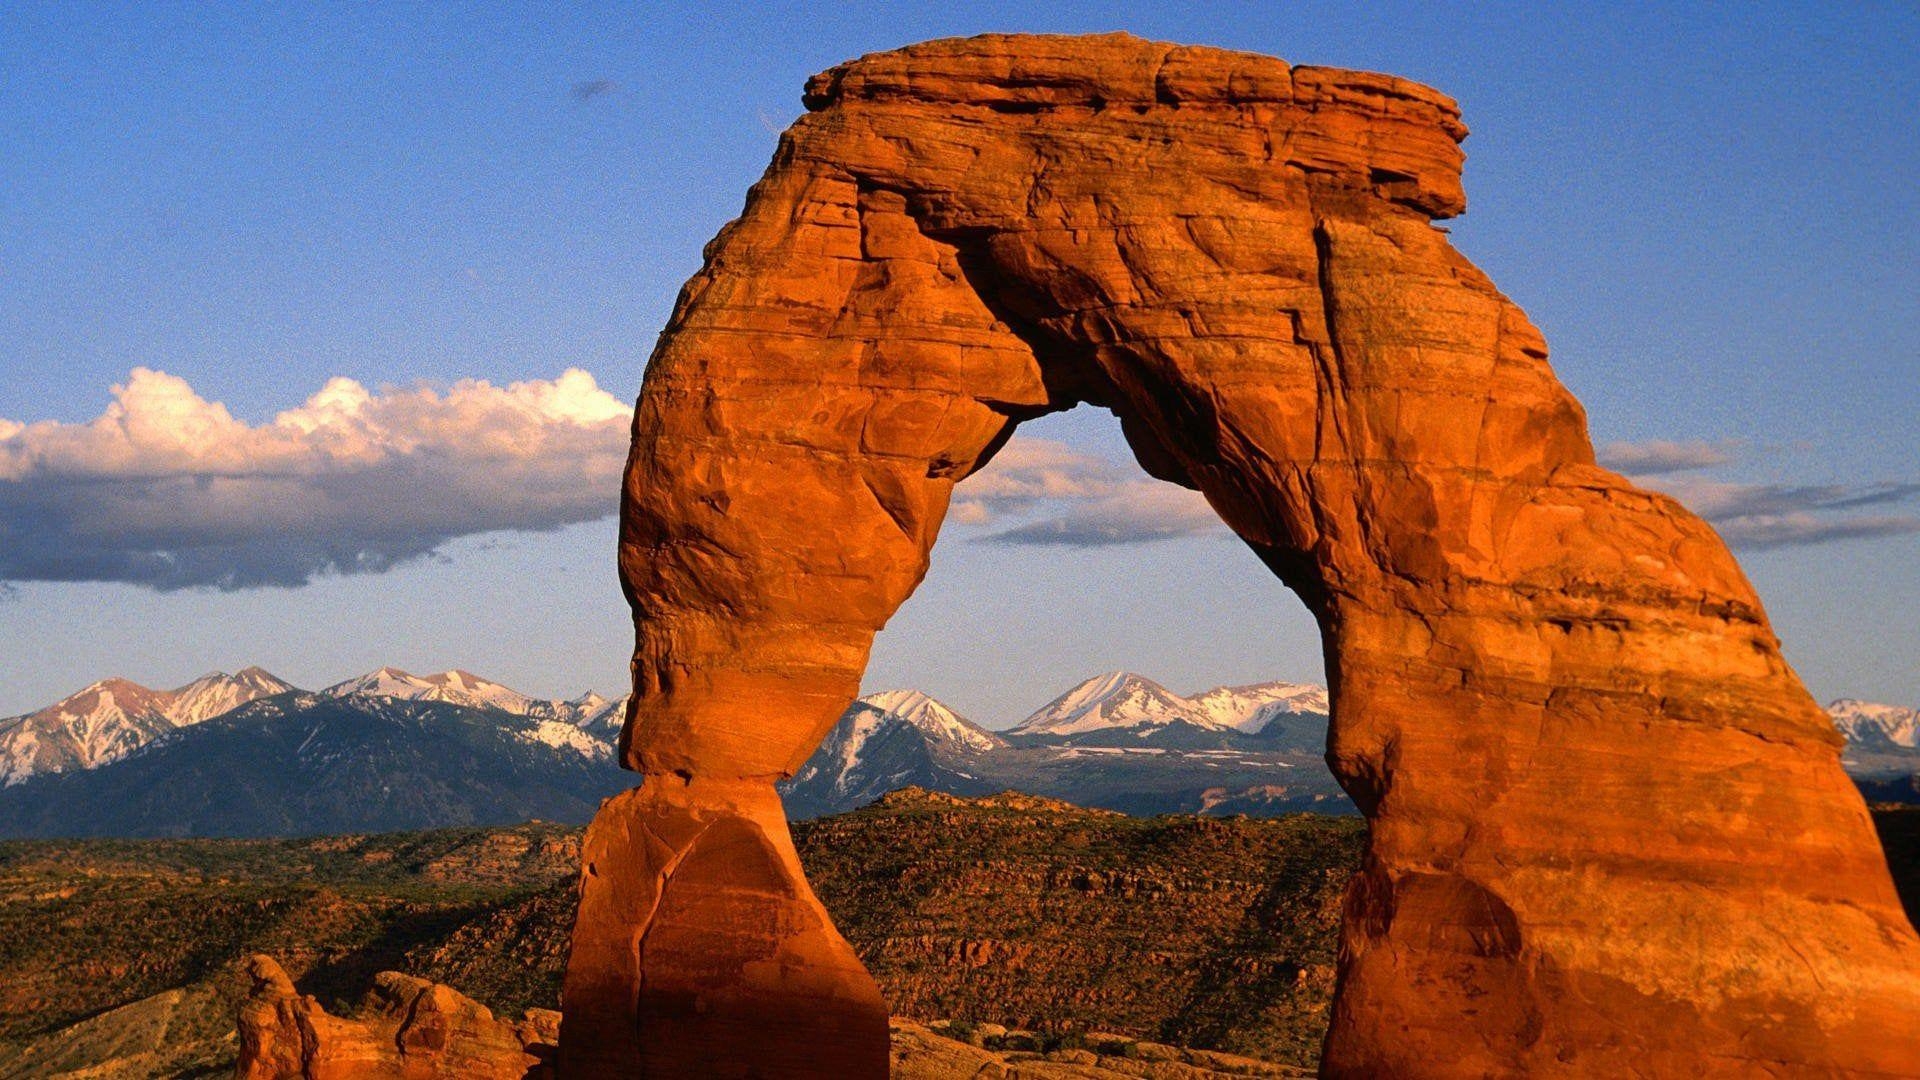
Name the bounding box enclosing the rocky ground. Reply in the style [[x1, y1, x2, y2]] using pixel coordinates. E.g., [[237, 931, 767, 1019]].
[[0, 793, 1911, 1078], [890, 1020, 1313, 1078]]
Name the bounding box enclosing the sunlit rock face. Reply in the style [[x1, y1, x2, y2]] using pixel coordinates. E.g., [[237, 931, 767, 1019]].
[[237, 956, 558, 1079], [563, 32, 1920, 1078]]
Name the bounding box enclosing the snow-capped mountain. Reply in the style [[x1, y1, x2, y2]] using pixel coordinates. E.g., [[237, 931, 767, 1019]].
[[860, 689, 1005, 754], [780, 690, 1004, 818], [1004, 672, 1330, 749], [517, 691, 626, 761], [0, 668, 296, 786], [167, 667, 297, 725], [1828, 699, 1920, 804], [1188, 681, 1331, 734], [321, 670, 633, 759], [29, 665, 1915, 836], [555, 690, 611, 719], [1010, 672, 1205, 739], [0, 692, 636, 838], [1830, 699, 1920, 750], [322, 667, 536, 714], [552, 691, 627, 736], [781, 678, 1346, 819], [1, 666, 632, 788]]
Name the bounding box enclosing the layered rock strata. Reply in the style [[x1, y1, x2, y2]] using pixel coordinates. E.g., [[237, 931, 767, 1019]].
[[566, 32, 1920, 1077]]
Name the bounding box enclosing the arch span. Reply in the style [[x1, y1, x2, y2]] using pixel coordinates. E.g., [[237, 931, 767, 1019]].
[[559, 34, 1920, 1078]]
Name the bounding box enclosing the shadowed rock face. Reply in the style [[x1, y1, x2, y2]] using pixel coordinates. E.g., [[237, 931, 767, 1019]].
[[561, 32, 1920, 1078]]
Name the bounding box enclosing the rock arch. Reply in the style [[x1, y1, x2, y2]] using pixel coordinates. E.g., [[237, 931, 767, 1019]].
[[560, 34, 1920, 1078]]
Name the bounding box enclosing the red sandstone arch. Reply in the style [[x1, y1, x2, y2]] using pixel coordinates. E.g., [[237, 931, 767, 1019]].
[[559, 35, 1920, 1078]]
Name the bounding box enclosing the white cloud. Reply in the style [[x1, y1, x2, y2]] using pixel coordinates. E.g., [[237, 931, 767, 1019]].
[[16, 376, 1898, 593], [0, 368, 630, 589], [952, 437, 1224, 547], [1640, 474, 1920, 550], [984, 482, 1222, 546], [954, 434, 1920, 553], [1603, 438, 1920, 551], [1712, 513, 1920, 549], [1596, 438, 1737, 474]]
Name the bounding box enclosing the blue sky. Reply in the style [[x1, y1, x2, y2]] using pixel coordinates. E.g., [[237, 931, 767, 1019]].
[[1, 2, 1915, 723]]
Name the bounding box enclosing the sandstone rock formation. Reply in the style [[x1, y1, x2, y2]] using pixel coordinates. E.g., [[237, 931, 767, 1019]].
[[236, 955, 558, 1079], [562, 779, 890, 1077], [566, 32, 1920, 1077]]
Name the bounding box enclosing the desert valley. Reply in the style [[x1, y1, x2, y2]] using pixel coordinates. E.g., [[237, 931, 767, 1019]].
[[1, 665, 1916, 1075]]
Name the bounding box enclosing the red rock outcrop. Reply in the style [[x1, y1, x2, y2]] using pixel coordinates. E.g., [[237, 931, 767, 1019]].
[[561, 779, 889, 1077], [236, 955, 558, 1079], [565, 33, 1920, 1077]]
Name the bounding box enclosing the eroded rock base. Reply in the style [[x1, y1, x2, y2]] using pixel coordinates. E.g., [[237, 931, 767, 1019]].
[[559, 780, 889, 1078]]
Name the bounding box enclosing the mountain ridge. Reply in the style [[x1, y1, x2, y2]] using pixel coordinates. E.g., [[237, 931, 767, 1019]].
[[1832, 699, 1920, 750], [4, 666, 1915, 834], [1007, 671, 1332, 743], [0, 666, 631, 789], [0, 693, 634, 837], [0, 668, 296, 786]]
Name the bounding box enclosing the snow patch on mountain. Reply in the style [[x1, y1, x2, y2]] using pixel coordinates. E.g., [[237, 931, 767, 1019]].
[[826, 704, 891, 790], [317, 669, 630, 760], [563, 692, 625, 732], [1010, 672, 1203, 737], [860, 689, 1004, 753], [519, 717, 616, 760], [0, 670, 298, 786], [1188, 681, 1331, 733], [322, 667, 535, 714], [167, 667, 297, 726], [1007, 672, 1330, 740], [779, 688, 1007, 816], [1830, 699, 1920, 750]]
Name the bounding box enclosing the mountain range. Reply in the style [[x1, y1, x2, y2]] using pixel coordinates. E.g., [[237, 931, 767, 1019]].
[[0, 666, 295, 786], [1831, 699, 1920, 750], [1006, 670, 1331, 748], [781, 672, 1345, 818], [0, 665, 1913, 836], [1832, 698, 1920, 802]]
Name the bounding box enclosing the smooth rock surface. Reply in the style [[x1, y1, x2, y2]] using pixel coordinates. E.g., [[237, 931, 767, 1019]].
[[560, 779, 889, 1078], [571, 32, 1920, 1078]]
